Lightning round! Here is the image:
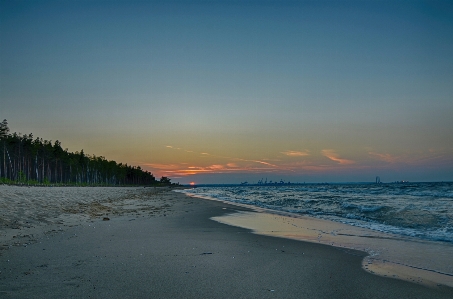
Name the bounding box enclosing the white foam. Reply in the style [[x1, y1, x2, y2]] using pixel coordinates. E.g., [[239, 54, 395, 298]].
[[179, 187, 453, 287]]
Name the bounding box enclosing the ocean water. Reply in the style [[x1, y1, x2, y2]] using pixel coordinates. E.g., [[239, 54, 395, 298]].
[[182, 182, 453, 244], [180, 182, 453, 286]]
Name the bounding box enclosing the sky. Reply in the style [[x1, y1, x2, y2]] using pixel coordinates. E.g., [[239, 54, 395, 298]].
[[1, 0, 452, 184]]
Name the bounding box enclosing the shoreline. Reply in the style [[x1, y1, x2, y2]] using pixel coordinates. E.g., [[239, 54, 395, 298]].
[[180, 189, 453, 288], [212, 210, 453, 288], [1, 186, 452, 298]]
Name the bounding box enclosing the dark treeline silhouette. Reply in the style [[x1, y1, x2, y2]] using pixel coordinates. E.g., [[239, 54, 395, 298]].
[[0, 120, 170, 186]]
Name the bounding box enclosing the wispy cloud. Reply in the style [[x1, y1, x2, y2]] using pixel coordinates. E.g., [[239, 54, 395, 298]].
[[167, 145, 194, 154], [321, 149, 355, 165], [368, 152, 398, 163], [281, 150, 310, 157], [153, 146, 367, 178], [145, 162, 280, 177], [165, 145, 287, 171], [368, 148, 453, 166], [145, 163, 181, 170]]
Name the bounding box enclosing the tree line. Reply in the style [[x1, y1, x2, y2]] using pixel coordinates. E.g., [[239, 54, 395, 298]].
[[0, 119, 171, 186]]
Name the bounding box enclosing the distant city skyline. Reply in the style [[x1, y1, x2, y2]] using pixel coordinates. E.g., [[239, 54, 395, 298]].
[[1, 0, 452, 184]]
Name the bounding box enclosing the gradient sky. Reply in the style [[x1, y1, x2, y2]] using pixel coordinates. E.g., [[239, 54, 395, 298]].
[[1, 0, 452, 184]]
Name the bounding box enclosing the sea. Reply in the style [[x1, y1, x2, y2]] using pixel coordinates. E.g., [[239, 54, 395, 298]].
[[179, 182, 453, 287]]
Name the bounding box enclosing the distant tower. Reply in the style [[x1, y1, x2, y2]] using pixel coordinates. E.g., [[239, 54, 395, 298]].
[[376, 176, 381, 184]]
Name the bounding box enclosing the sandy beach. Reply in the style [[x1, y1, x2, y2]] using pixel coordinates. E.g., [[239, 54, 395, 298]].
[[1, 186, 452, 298]]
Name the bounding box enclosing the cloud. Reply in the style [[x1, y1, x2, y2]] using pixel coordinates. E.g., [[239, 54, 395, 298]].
[[281, 150, 310, 157], [209, 164, 225, 170], [321, 149, 355, 165], [164, 145, 285, 170], [145, 161, 284, 177], [248, 159, 280, 168], [368, 152, 398, 163], [368, 148, 453, 166], [145, 163, 180, 170]]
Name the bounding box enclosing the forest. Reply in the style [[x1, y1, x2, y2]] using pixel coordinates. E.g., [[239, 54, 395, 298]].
[[0, 119, 171, 186]]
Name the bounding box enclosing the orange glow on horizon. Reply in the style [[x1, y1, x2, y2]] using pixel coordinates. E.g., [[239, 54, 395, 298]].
[[141, 145, 453, 183]]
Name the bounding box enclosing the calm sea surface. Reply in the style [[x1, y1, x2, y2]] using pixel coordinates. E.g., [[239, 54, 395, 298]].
[[182, 182, 453, 243]]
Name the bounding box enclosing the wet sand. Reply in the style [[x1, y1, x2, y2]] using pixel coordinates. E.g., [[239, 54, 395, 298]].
[[212, 210, 453, 288], [1, 186, 452, 298]]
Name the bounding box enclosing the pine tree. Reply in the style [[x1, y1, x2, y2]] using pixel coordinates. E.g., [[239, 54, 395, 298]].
[[0, 120, 159, 186], [0, 119, 9, 138]]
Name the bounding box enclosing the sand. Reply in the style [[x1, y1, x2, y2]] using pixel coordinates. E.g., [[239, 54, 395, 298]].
[[0, 186, 174, 249], [211, 210, 453, 288], [1, 185, 452, 298]]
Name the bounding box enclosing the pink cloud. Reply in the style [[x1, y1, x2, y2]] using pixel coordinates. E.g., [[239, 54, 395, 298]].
[[321, 149, 355, 165], [281, 150, 310, 157], [209, 164, 225, 170], [369, 152, 398, 163], [145, 162, 280, 177]]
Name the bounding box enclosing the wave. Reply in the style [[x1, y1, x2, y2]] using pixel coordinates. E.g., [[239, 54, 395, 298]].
[[182, 182, 453, 244]]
